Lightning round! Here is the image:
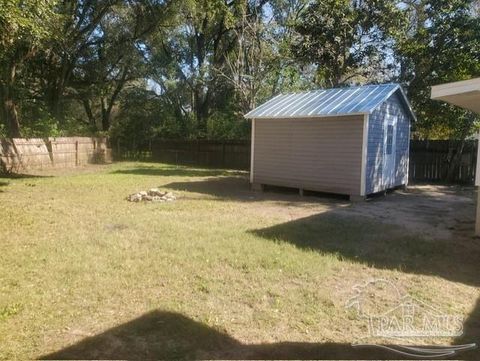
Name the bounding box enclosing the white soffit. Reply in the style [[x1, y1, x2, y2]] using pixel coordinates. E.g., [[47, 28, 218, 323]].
[[431, 78, 480, 114]]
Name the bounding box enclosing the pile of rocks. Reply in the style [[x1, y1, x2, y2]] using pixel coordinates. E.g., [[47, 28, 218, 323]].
[[127, 188, 176, 203]]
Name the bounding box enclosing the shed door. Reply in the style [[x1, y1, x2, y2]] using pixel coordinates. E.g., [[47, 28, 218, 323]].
[[383, 115, 397, 188]]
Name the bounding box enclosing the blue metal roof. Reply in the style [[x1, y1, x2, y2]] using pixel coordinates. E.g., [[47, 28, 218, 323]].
[[244, 83, 416, 120]]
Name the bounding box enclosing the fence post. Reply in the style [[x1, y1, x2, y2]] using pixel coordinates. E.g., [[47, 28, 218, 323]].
[[75, 140, 79, 166], [47, 139, 54, 167], [222, 142, 226, 168], [116, 138, 121, 160], [196, 140, 200, 164]]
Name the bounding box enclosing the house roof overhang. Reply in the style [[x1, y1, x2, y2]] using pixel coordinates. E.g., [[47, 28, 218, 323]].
[[431, 78, 480, 114]]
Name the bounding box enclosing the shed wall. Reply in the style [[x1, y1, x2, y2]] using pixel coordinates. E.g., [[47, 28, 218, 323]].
[[366, 92, 411, 194], [253, 116, 364, 195]]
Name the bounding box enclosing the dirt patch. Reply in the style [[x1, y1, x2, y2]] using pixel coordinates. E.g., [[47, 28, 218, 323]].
[[234, 182, 476, 241], [337, 185, 476, 240]]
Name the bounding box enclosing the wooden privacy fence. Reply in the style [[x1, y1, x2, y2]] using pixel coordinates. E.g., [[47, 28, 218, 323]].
[[144, 139, 478, 184], [150, 140, 251, 170], [409, 140, 477, 184], [0, 137, 112, 173]]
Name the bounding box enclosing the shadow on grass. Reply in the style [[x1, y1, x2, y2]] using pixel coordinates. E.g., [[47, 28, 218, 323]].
[[251, 213, 480, 358], [163, 177, 345, 204], [456, 298, 480, 358], [111, 165, 245, 178], [41, 310, 399, 360], [0, 173, 52, 191], [251, 213, 480, 287], [0, 173, 52, 180], [114, 166, 335, 203], [41, 217, 480, 359], [164, 177, 251, 198]]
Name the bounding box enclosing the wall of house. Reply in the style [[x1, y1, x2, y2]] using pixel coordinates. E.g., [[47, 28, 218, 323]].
[[365, 92, 411, 194], [253, 116, 364, 196]]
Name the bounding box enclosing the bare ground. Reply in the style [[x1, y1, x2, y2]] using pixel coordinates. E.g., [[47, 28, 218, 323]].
[[208, 176, 477, 241], [342, 185, 476, 240]]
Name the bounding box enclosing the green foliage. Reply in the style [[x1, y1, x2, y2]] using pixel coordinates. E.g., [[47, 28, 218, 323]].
[[22, 117, 60, 138], [291, 0, 405, 86], [110, 87, 249, 150], [206, 111, 250, 141], [110, 87, 192, 150], [0, 0, 57, 49], [0, 0, 59, 137], [395, 0, 480, 139], [1, 0, 479, 143]]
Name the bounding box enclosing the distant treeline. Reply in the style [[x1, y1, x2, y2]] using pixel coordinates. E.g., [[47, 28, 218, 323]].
[[1, 0, 479, 150]]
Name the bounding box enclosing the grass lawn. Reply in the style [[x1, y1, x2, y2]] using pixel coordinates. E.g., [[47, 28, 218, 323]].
[[0, 162, 479, 359]]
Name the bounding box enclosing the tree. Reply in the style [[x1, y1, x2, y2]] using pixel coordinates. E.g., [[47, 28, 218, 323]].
[[394, 0, 480, 180], [2, 0, 478, 148], [215, 0, 308, 112], [265, 0, 312, 96], [0, 0, 57, 137], [38, 0, 120, 122], [291, 0, 405, 87], [178, 0, 237, 135], [72, 0, 174, 131], [396, 0, 480, 138], [148, 0, 254, 136], [214, 1, 268, 112], [145, 0, 307, 139]]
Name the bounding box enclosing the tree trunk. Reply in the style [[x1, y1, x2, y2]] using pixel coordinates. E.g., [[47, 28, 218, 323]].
[[4, 98, 20, 138], [99, 70, 129, 132], [100, 97, 110, 131], [193, 23, 209, 137], [0, 87, 21, 137], [82, 98, 96, 127], [446, 120, 475, 183], [49, 86, 63, 121], [0, 62, 21, 138], [194, 89, 208, 135], [45, 57, 74, 121]]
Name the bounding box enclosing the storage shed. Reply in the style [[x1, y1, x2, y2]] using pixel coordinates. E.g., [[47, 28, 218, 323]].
[[244, 83, 416, 200]]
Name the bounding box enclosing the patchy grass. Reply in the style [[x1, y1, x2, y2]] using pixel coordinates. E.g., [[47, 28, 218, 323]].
[[0, 162, 479, 359]]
